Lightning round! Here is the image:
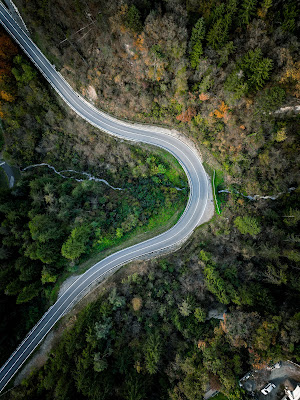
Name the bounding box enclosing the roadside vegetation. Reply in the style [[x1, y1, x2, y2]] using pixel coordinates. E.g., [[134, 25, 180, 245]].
[[0, 0, 299, 398], [203, 163, 225, 214], [0, 26, 188, 366]]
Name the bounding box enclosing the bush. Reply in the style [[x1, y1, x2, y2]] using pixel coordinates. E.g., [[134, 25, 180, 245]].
[[234, 216, 261, 236], [61, 224, 90, 260]]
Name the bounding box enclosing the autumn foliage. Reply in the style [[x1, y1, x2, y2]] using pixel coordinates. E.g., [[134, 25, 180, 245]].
[[199, 92, 210, 101], [131, 296, 142, 311], [0, 90, 15, 102], [211, 101, 229, 121], [197, 340, 206, 349], [0, 28, 18, 118], [248, 348, 271, 370], [176, 107, 196, 122]]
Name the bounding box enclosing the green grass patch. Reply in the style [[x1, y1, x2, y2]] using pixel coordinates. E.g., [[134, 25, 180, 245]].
[[213, 169, 225, 214], [213, 394, 229, 400], [202, 162, 225, 215]]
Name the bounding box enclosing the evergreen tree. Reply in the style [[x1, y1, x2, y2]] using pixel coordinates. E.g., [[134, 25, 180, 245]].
[[225, 48, 273, 95], [16, 282, 41, 304], [249, 58, 273, 90], [234, 215, 261, 236], [189, 17, 205, 69], [144, 331, 162, 374], [207, 17, 230, 50], [125, 5, 143, 33], [239, 0, 258, 26]]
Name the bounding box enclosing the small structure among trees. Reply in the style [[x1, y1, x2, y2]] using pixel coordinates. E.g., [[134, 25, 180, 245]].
[[282, 380, 300, 400]]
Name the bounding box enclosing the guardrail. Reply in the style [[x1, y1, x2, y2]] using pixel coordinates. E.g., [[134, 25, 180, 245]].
[[2, 0, 29, 33]]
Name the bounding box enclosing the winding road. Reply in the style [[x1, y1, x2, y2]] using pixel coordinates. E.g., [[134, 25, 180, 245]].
[[0, 2, 213, 392]]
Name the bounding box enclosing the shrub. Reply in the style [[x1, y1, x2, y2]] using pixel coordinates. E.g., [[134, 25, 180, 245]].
[[132, 296, 142, 311], [234, 216, 261, 236], [61, 224, 90, 260]]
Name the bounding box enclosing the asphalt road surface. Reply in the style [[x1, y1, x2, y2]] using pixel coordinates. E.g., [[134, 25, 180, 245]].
[[0, 159, 15, 187], [0, 2, 212, 392]]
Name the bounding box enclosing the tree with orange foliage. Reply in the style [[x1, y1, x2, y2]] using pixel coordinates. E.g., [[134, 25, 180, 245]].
[[176, 107, 196, 122], [197, 340, 206, 349], [0, 102, 4, 119], [0, 91, 15, 102], [212, 101, 229, 119], [248, 348, 271, 370], [199, 92, 210, 101]]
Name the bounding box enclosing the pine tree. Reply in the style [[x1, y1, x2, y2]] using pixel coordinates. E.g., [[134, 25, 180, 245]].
[[189, 17, 205, 69], [144, 331, 162, 374], [125, 5, 143, 33], [234, 216, 261, 236], [282, 3, 297, 33], [239, 0, 258, 26], [207, 18, 230, 50], [250, 58, 273, 89], [225, 48, 273, 96]]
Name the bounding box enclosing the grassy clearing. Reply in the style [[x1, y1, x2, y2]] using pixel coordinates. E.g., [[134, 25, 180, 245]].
[[82, 200, 186, 272], [203, 162, 225, 215], [212, 393, 228, 400], [213, 170, 225, 214], [213, 394, 229, 400]]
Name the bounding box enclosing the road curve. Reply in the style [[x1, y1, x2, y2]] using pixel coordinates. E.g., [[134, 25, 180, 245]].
[[0, 159, 15, 187], [0, 3, 212, 392]]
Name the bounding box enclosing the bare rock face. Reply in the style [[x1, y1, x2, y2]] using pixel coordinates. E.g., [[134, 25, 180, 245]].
[[87, 85, 98, 101]]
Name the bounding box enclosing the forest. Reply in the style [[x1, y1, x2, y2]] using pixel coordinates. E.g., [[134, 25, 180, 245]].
[[0, 0, 299, 399], [5, 189, 300, 400]]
